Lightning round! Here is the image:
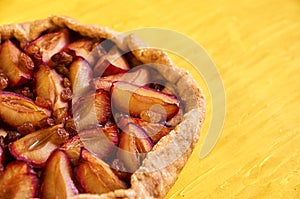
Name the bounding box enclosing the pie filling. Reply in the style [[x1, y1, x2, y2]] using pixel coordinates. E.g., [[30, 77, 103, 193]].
[[0, 28, 184, 198]]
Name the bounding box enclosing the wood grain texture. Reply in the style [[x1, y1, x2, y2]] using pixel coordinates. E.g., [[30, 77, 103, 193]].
[[1, 0, 300, 198]]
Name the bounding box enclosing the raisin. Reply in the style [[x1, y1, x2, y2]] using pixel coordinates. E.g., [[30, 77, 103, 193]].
[[4, 131, 21, 144], [19, 53, 34, 71], [63, 77, 71, 88], [57, 127, 69, 142], [64, 119, 78, 138], [0, 136, 5, 148], [38, 118, 55, 129], [53, 107, 69, 124], [0, 71, 8, 91], [17, 122, 36, 135], [29, 45, 43, 66], [61, 87, 72, 101], [15, 87, 34, 99], [51, 51, 73, 67], [55, 65, 69, 76]]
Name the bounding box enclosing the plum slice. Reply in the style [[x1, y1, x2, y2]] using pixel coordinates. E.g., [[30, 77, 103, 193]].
[[118, 116, 173, 144], [8, 124, 68, 167], [78, 125, 119, 160], [34, 64, 68, 112], [67, 39, 106, 66], [93, 46, 130, 77], [69, 57, 93, 99], [73, 89, 111, 130], [40, 150, 79, 199], [0, 92, 51, 129], [111, 82, 179, 121], [24, 29, 70, 65], [61, 125, 118, 165], [117, 123, 153, 172], [60, 134, 82, 166], [76, 149, 127, 194], [92, 68, 150, 91], [0, 146, 5, 172], [0, 161, 39, 199], [0, 40, 34, 87]]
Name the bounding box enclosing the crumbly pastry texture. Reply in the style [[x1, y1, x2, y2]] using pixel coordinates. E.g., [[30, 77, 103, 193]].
[[0, 15, 205, 199]]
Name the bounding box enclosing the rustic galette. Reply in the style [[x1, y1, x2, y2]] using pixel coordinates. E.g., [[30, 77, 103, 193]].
[[0, 16, 205, 199]]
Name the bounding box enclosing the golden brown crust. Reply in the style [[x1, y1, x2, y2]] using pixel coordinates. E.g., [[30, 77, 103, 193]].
[[0, 16, 205, 199]]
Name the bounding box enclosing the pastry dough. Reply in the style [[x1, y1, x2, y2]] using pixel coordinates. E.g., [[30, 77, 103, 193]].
[[0, 16, 205, 199]]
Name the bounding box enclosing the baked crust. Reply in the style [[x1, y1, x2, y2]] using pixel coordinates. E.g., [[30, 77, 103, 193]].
[[0, 16, 206, 199]]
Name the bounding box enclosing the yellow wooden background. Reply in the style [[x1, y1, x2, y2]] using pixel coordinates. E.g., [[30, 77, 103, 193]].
[[1, 0, 300, 198]]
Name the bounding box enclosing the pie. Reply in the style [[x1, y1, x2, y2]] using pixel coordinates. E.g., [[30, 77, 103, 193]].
[[0, 16, 205, 199]]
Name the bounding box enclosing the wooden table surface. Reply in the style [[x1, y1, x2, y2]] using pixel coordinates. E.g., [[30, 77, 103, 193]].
[[1, 0, 299, 198]]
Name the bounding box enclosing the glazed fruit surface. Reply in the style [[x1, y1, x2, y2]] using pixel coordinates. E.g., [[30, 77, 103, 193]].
[[0, 29, 182, 198]]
